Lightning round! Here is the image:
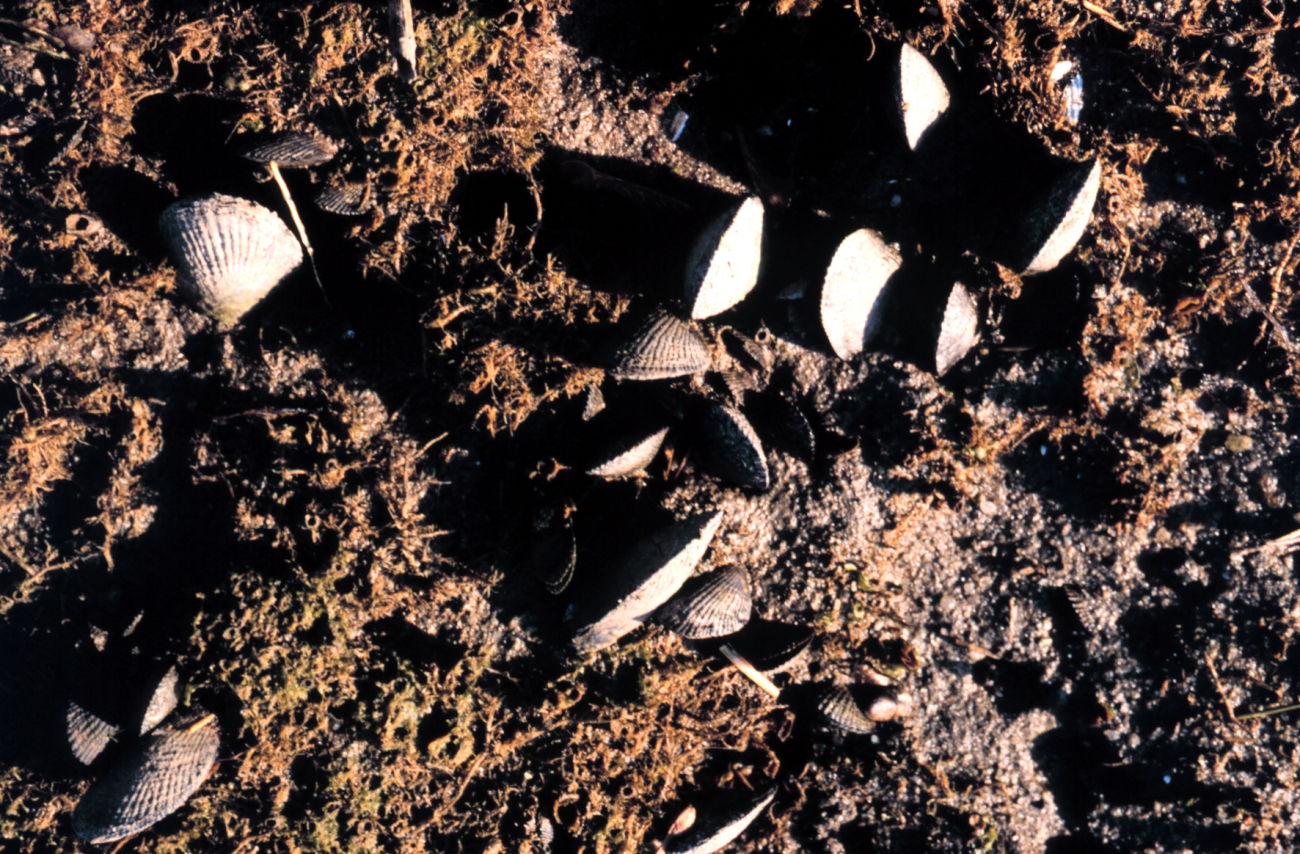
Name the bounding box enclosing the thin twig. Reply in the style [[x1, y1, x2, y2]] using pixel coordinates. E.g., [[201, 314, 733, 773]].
[[719, 644, 780, 698], [1080, 0, 1128, 31], [1237, 703, 1300, 722], [267, 161, 331, 308]]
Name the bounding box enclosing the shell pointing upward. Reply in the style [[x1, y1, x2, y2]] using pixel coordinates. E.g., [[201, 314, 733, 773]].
[[658, 565, 752, 639], [701, 403, 769, 490], [816, 684, 875, 734], [934, 282, 979, 376], [1019, 158, 1101, 275], [609, 310, 712, 380], [664, 786, 776, 854], [897, 43, 950, 150], [159, 194, 304, 323], [684, 196, 764, 320], [820, 229, 900, 360]]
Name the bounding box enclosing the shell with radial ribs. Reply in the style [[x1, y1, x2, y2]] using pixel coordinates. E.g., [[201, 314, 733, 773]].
[[896, 43, 950, 150], [701, 402, 769, 490], [238, 131, 338, 167], [820, 228, 901, 360], [159, 194, 304, 323], [657, 565, 752, 639], [664, 786, 776, 854], [139, 666, 179, 736], [1018, 158, 1101, 275], [67, 703, 120, 766], [315, 181, 375, 216], [934, 282, 979, 376], [815, 684, 875, 734], [684, 196, 764, 320], [608, 310, 712, 380], [587, 427, 669, 478]]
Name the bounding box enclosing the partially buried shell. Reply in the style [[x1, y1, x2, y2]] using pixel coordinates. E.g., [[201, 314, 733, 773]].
[[657, 565, 752, 639], [587, 426, 669, 479], [896, 43, 950, 150], [701, 403, 769, 490], [159, 194, 304, 323], [73, 716, 220, 844], [934, 282, 979, 376], [570, 511, 724, 654], [713, 618, 813, 671], [815, 684, 875, 734], [314, 181, 375, 216], [609, 310, 712, 381], [684, 196, 764, 320], [68, 702, 120, 766], [820, 229, 900, 360], [140, 666, 179, 736], [239, 130, 338, 167], [664, 786, 776, 854], [1018, 157, 1101, 275]]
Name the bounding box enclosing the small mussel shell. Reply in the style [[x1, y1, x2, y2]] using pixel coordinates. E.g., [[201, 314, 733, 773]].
[[68, 702, 120, 766], [711, 618, 813, 671], [609, 310, 712, 381], [750, 387, 815, 463], [73, 717, 220, 844], [587, 426, 669, 478], [657, 565, 752, 639], [896, 43, 950, 150], [314, 181, 375, 216], [1018, 157, 1101, 275], [934, 282, 979, 376], [820, 229, 901, 360], [701, 403, 769, 490], [238, 130, 339, 167], [664, 786, 776, 854], [684, 196, 764, 320], [815, 684, 875, 734], [159, 194, 304, 323], [570, 511, 724, 654], [139, 666, 179, 736]]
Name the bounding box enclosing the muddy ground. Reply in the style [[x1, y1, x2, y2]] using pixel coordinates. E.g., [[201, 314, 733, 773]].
[[3, 0, 1300, 852]]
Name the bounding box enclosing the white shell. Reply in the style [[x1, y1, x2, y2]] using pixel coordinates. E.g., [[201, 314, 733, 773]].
[[587, 427, 669, 478], [819, 229, 901, 360], [935, 282, 979, 376], [897, 43, 950, 150], [684, 196, 764, 320], [1021, 158, 1101, 275], [159, 194, 304, 322]]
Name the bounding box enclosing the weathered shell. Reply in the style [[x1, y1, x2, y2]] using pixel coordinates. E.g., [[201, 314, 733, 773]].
[[1019, 158, 1101, 275], [1063, 584, 1102, 634], [820, 229, 901, 360], [684, 196, 764, 320], [718, 618, 813, 671], [896, 43, 950, 150], [609, 310, 712, 380], [719, 368, 759, 404], [815, 684, 874, 734], [314, 181, 374, 216], [582, 384, 606, 420], [570, 511, 724, 654], [657, 565, 752, 639], [664, 786, 776, 854], [140, 667, 179, 736], [934, 282, 979, 376], [73, 717, 220, 844], [159, 194, 304, 323], [239, 131, 338, 167], [701, 403, 769, 490], [68, 702, 120, 766], [587, 427, 669, 478]]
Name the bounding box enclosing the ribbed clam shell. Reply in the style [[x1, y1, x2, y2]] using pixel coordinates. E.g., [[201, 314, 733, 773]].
[[140, 666, 178, 735], [717, 618, 813, 671], [609, 310, 712, 380], [1064, 584, 1102, 634], [897, 43, 950, 150], [684, 196, 764, 320], [571, 511, 724, 654], [664, 786, 776, 854], [73, 718, 220, 844], [820, 229, 900, 360], [1019, 158, 1101, 275], [159, 194, 304, 323], [314, 181, 374, 216], [816, 684, 875, 734], [658, 565, 752, 639], [934, 282, 978, 376], [68, 702, 120, 765], [702, 403, 769, 490], [720, 368, 759, 404], [239, 131, 338, 167], [587, 427, 669, 478]]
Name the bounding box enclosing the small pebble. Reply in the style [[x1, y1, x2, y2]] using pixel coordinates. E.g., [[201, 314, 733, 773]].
[[1224, 434, 1253, 453]]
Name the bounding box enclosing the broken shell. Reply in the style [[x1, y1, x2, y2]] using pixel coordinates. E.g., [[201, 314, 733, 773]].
[[684, 196, 764, 320], [314, 181, 375, 216], [701, 403, 769, 490], [657, 565, 752, 639], [896, 43, 950, 150], [68, 702, 120, 766], [140, 666, 179, 736], [713, 618, 813, 671], [719, 368, 759, 404], [582, 383, 606, 421], [570, 510, 724, 654], [72, 716, 220, 844], [159, 194, 304, 323], [609, 310, 712, 381], [664, 786, 776, 854], [587, 426, 669, 479], [238, 131, 338, 168], [1018, 157, 1101, 275], [934, 282, 979, 376], [815, 684, 875, 734], [819, 228, 901, 360]]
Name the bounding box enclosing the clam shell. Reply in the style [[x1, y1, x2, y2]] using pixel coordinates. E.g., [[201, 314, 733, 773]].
[[159, 194, 304, 323], [897, 43, 950, 150], [714, 618, 813, 671], [684, 196, 764, 320], [815, 684, 874, 734], [719, 368, 759, 404], [570, 510, 724, 654], [819, 229, 900, 360], [701, 403, 769, 490], [934, 282, 979, 376], [73, 717, 220, 844], [587, 427, 669, 478], [68, 702, 120, 766], [609, 310, 712, 381], [664, 786, 776, 854], [140, 666, 179, 736], [239, 131, 338, 167], [314, 181, 374, 216], [657, 565, 752, 639], [1019, 158, 1101, 275]]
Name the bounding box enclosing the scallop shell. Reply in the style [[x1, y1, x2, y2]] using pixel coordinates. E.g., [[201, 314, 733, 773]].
[[159, 194, 304, 323], [664, 786, 776, 854], [140, 666, 179, 735], [684, 196, 764, 320], [815, 684, 875, 734], [657, 565, 752, 639], [609, 310, 712, 380], [897, 43, 950, 150], [819, 229, 901, 360], [73, 717, 220, 844], [570, 510, 724, 654], [934, 282, 979, 376], [68, 702, 120, 766], [701, 403, 769, 490], [1019, 158, 1101, 275], [587, 427, 669, 478], [239, 131, 338, 167], [314, 181, 375, 216]]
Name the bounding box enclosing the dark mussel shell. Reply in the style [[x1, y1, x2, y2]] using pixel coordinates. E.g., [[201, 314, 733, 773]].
[[608, 310, 712, 381], [657, 565, 752, 640], [68, 703, 120, 766], [684, 196, 764, 320], [533, 510, 577, 594], [700, 402, 769, 490], [706, 618, 814, 672], [238, 130, 339, 167], [1018, 157, 1101, 275], [664, 785, 776, 854], [587, 426, 669, 479], [749, 386, 815, 463]]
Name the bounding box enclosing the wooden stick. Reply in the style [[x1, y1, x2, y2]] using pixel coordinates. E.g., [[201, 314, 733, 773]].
[[267, 161, 330, 304], [388, 0, 417, 82], [1080, 0, 1127, 32], [719, 644, 780, 698]]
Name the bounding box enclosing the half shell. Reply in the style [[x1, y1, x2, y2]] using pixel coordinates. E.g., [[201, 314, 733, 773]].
[[664, 786, 776, 854], [587, 427, 669, 479], [684, 196, 764, 320], [657, 565, 752, 639], [239, 131, 338, 167], [815, 684, 874, 734], [819, 229, 900, 360], [896, 43, 950, 150], [934, 282, 979, 376], [1019, 158, 1101, 275], [609, 310, 712, 380], [701, 403, 769, 490], [68, 702, 120, 766], [715, 618, 813, 671], [314, 181, 375, 216], [140, 666, 179, 736], [159, 194, 304, 323]]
